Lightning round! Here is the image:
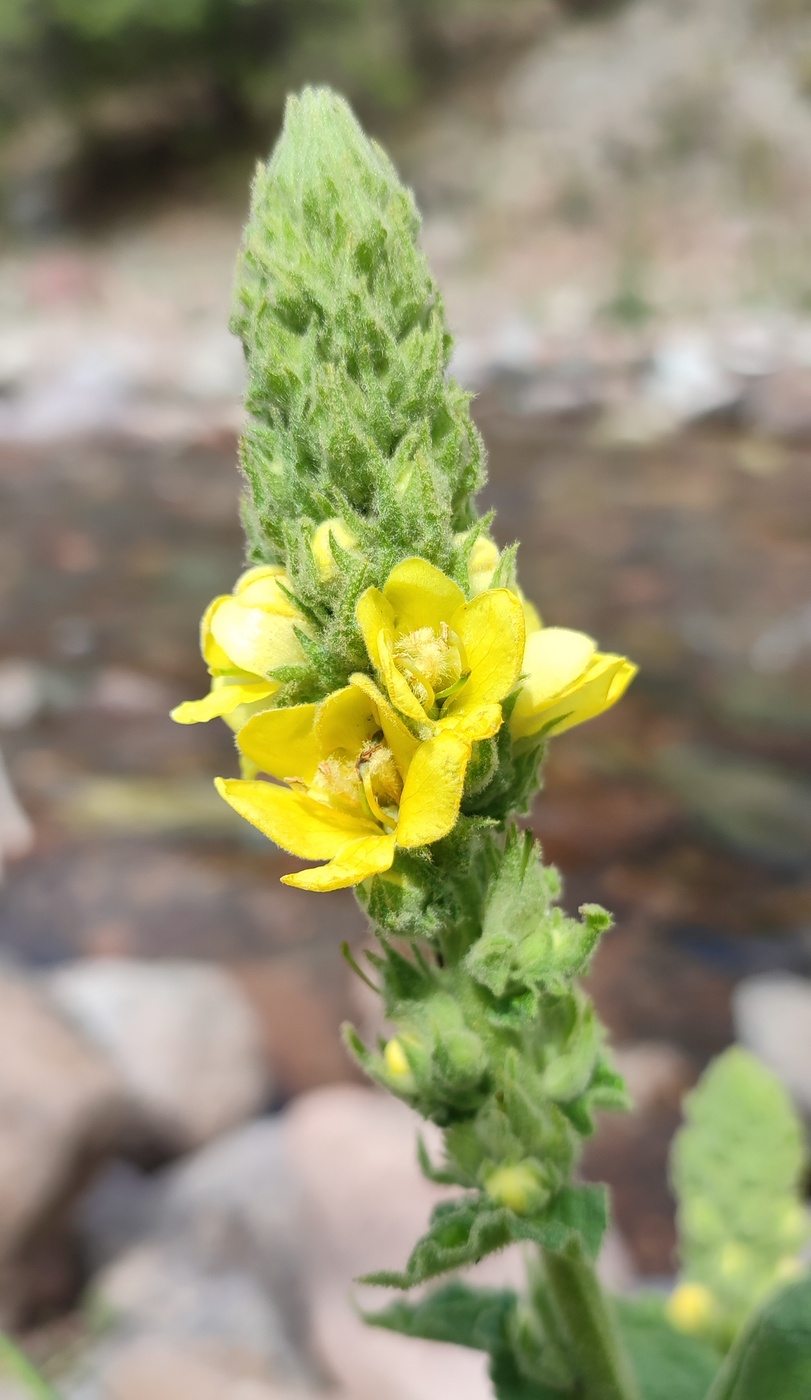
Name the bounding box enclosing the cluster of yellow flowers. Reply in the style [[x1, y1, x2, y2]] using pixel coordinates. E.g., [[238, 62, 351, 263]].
[[173, 539, 636, 892]]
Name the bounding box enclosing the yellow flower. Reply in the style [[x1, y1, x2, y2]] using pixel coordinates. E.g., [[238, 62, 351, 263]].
[[311, 518, 360, 581], [666, 1282, 716, 1335], [510, 617, 637, 742], [465, 535, 541, 632], [356, 558, 525, 746], [171, 566, 308, 727], [214, 674, 470, 891]]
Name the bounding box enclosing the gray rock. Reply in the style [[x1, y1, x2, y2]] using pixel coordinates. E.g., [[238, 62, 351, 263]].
[[0, 750, 33, 881], [733, 973, 811, 1116], [46, 960, 270, 1151], [0, 963, 128, 1319]]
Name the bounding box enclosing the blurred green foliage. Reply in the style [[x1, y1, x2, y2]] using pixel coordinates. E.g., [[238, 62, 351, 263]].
[[0, 0, 546, 139]]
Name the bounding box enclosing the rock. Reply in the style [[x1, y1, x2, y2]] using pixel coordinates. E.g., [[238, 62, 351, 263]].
[[733, 973, 811, 1116], [0, 963, 127, 1318], [91, 1246, 299, 1376], [0, 750, 33, 880], [97, 1340, 299, 1400], [655, 743, 811, 870], [0, 661, 42, 729], [643, 330, 738, 425], [152, 1119, 308, 1352], [46, 960, 270, 1151], [230, 961, 358, 1097]]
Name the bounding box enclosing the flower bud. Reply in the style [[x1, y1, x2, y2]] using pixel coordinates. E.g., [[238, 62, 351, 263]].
[[311, 518, 360, 581]]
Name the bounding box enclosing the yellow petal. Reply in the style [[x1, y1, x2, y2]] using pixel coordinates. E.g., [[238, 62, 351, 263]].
[[356, 587, 395, 674], [235, 566, 299, 617], [523, 598, 542, 634], [439, 702, 503, 744], [200, 596, 233, 671], [397, 731, 470, 847], [467, 536, 500, 595], [282, 833, 396, 891], [531, 655, 638, 737], [446, 589, 525, 714], [171, 680, 277, 725], [316, 684, 379, 756], [210, 598, 305, 677], [237, 703, 321, 782], [215, 777, 375, 858], [510, 626, 597, 736], [377, 629, 429, 725], [382, 558, 466, 636], [350, 673, 420, 775], [312, 518, 359, 581]]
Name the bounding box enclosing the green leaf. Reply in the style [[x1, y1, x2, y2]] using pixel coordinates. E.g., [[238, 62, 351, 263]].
[[361, 1184, 607, 1288], [366, 1281, 575, 1399], [615, 1296, 720, 1400], [671, 1047, 809, 1343], [366, 1279, 516, 1352], [705, 1273, 811, 1400]]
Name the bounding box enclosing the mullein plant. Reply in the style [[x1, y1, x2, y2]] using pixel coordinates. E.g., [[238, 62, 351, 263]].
[[171, 89, 811, 1400]]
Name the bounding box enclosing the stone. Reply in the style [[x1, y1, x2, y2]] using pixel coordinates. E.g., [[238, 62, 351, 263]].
[[643, 330, 738, 424], [0, 963, 127, 1317], [91, 1246, 299, 1376], [0, 662, 42, 729], [0, 750, 33, 880], [230, 961, 358, 1097], [152, 1119, 308, 1352], [100, 1340, 291, 1400], [46, 960, 270, 1150], [733, 973, 811, 1116]]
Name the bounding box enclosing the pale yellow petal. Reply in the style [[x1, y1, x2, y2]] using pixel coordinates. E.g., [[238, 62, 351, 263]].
[[378, 630, 429, 724], [382, 558, 466, 636], [200, 596, 233, 671], [356, 587, 395, 674], [215, 778, 374, 858], [396, 731, 470, 848], [282, 833, 396, 891], [210, 599, 305, 677], [312, 518, 359, 582], [350, 673, 420, 775], [467, 537, 500, 596], [532, 655, 638, 737], [523, 598, 542, 634], [316, 684, 379, 756], [237, 703, 321, 782], [236, 566, 299, 616], [509, 626, 597, 736], [439, 702, 503, 744], [446, 589, 525, 714], [234, 564, 285, 592], [171, 680, 277, 725]]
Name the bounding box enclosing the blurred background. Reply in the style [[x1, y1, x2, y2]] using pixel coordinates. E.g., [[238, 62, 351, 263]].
[[1, 0, 811, 1395]]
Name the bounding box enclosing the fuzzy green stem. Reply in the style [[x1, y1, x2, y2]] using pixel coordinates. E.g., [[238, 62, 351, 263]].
[[541, 1245, 640, 1400], [0, 1335, 60, 1400]]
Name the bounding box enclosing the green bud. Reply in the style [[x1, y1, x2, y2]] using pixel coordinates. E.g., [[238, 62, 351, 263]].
[[485, 1163, 550, 1216]]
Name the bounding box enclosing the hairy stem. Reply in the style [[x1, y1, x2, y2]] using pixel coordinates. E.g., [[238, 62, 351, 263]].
[[541, 1245, 640, 1400]]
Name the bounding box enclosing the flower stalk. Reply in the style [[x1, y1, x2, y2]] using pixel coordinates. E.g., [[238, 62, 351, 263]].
[[177, 86, 642, 1400]]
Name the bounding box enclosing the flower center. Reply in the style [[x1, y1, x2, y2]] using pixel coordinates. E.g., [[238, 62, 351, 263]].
[[393, 623, 465, 712], [300, 734, 402, 831]]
